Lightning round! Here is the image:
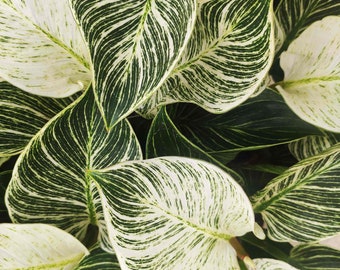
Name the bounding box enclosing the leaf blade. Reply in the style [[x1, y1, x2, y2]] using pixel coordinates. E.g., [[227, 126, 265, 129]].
[[70, 0, 197, 128], [92, 157, 255, 269], [0, 223, 88, 269], [277, 16, 340, 132], [252, 143, 340, 242], [0, 0, 91, 97]]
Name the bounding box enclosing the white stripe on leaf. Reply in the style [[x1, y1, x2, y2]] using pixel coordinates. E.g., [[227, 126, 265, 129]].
[[277, 16, 340, 133], [138, 0, 275, 117], [92, 157, 256, 270], [252, 143, 340, 242], [0, 223, 88, 269], [70, 0, 197, 128]]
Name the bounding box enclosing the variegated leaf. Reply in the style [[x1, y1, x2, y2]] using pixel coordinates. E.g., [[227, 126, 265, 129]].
[[253, 258, 298, 270], [5, 90, 142, 250], [289, 132, 340, 161], [0, 81, 79, 157], [91, 157, 256, 270], [0, 223, 89, 269], [138, 0, 274, 116], [76, 244, 121, 270], [275, 0, 340, 55], [0, 0, 91, 97], [252, 143, 340, 242], [290, 243, 340, 270], [277, 16, 340, 133], [70, 0, 196, 128]]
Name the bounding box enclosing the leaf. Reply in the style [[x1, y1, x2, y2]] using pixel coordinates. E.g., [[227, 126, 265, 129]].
[[290, 243, 340, 270], [0, 0, 91, 97], [253, 258, 298, 270], [146, 106, 244, 186], [70, 0, 197, 128], [277, 16, 340, 133], [275, 0, 340, 55], [139, 0, 274, 116], [252, 143, 340, 242], [0, 81, 79, 157], [150, 90, 321, 164], [289, 132, 340, 161], [91, 157, 256, 269], [76, 244, 121, 270], [0, 171, 11, 223], [5, 90, 142, 250], [0, 223, 89, 269]]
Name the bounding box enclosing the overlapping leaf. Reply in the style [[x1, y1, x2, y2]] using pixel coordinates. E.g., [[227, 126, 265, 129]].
[[139, 0, 274, 116], [148, 90, 321, 164], [0, 81, 79, 157], [70, 0, 197, 128], [91, 157, 256, 269], [275, 0, 340, 55], [252, 143, 340, 242], [0, 0, 91, 97], [290, 243, 340, 270], [76, 244, 121, 270], [277, 16, 340, 133], [5, 90, 142, 249], [146, 106, 244, 185], [0, 223, 89, 269]]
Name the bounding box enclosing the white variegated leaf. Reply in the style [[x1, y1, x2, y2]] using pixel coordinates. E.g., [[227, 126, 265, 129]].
[[290, 243, 340, 270], [138, 0, 274, 117], [0, 0, 91, 97], [289, 133, 340, 161], [5, 90, 142, 251], [252, 143, 340, 242], [70, 0, 196, 128], [253, 258, 298, 270], [91, 157, 256, 270], [275, 0, 340, 55], [0, 223, 89, 269], [0, 81, 79, 157], [277, 16, 340, 133]]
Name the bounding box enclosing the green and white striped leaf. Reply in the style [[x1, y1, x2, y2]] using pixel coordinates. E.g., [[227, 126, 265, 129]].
[[76, 244, 121, 270], [149, 90, 321, 164], [0, 81, 79, 157], [138, 0, 274, 116], [275, 0, 340, 55], [289, 132, 340, 161], [0, 0, 91, 97], [0, 171, 11, 223], [0, 223, 89, 269], [252, 143, 340, 242], [290, 243, 340, 270], [277, 16, 340, 133], [5, 90, 142, 250], [91, 157, 256, 270], [253, 258, 298, 270], [70, 0, 196, 128]]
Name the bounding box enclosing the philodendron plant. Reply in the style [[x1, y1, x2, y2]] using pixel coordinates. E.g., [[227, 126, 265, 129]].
[[0, 0, 339, 269]]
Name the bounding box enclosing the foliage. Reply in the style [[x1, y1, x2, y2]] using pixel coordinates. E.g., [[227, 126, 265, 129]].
[[0, 0, 339, 269]]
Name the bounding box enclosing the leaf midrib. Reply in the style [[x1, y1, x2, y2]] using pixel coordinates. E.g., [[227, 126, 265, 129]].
[[147, 200, 233, 241], [253, 155, 338, 213], [278, 76, 340, 88]]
